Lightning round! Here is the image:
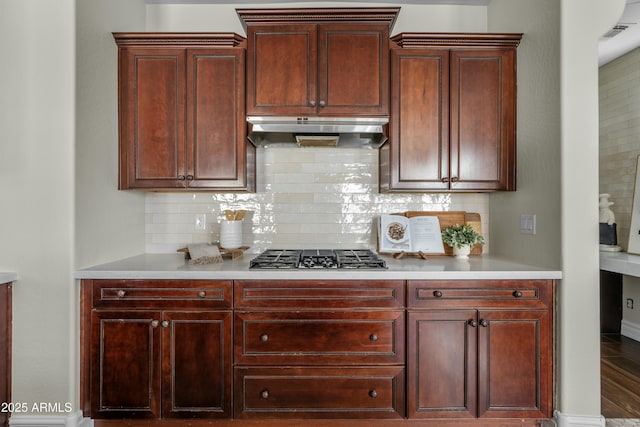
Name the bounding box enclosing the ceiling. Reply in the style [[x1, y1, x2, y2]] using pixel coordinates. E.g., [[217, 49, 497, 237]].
[[145, 0, 638, 66]]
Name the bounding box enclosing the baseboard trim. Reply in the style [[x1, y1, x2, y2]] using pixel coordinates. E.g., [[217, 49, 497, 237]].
[[8, 411, 89, 427], [554, 411, 605, 427], [621, 319, 640, 341]]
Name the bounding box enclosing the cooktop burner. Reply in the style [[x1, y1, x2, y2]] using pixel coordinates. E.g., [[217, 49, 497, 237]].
[[249, 249, 387, 270]]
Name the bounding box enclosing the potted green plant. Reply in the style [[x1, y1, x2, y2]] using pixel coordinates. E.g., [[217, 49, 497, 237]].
[[441, 224, 485, 259]]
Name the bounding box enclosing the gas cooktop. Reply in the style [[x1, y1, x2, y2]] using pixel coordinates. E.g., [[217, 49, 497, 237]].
[[249, 249, 387, 270]]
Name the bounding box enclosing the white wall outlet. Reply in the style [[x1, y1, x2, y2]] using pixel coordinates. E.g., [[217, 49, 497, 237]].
[[520, 214, 536, 235], [195, 214, 206, 231]]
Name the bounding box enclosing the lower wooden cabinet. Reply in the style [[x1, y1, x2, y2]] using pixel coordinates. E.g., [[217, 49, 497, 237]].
[[0, 282, 12, 427]]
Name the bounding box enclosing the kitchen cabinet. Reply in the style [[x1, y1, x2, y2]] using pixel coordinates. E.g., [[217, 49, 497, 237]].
[[238, 8, 398, 117], [380, 33, 522, 192], [114, 33, 255, 191], [233, 280, 406, 419], [407, 280, 553, 419], [0, 281, 11, 427], [81, 280, 233, 419]]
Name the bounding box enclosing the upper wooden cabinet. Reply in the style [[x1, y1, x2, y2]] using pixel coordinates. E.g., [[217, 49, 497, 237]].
[[114, 33, 255, 191], [238, 8, 399, 117], [380, 33, 522, 192]]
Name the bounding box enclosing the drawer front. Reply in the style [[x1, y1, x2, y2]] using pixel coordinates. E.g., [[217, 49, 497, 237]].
[[408, 280, 552, 309], [235, 280, 404, 309], [235, 367, 405, 419], [235, 311, 405, 365], [91, 280, 232, 309]]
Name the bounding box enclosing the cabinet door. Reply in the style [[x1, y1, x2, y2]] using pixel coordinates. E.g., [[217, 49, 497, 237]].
[[186, 49, 251, 190], [318, 24, 389, 115], [162, 311, 232, 418], [477, 310, 552, 418], [246, 25, 317, 116], [0, 284, 10, 427], [407, 310, 476, 419], [119, 48, 186, 189], [450, 49, 516, 191], [90, 310, 161, 418], [384, 48, 450, 191]]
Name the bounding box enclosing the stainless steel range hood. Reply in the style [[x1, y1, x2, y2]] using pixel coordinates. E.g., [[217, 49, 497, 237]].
[[246, 116, 388, 148]]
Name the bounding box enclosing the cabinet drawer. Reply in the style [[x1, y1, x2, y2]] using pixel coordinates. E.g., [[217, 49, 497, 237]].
[[408, 280, 552, 309], [235, 311, 404, 365], [235, 280, 404, 309], [91, 280, 232, 309], [234, 367, 405, 419]]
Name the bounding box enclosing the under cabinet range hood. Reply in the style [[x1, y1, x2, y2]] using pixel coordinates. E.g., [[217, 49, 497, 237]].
[[246, 116, 389, 148]]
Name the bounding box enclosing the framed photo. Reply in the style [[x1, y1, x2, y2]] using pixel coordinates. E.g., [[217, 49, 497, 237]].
[[628, 155, 640, 254]]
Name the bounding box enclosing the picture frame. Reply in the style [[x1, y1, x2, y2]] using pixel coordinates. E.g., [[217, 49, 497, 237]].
[[628, 155, 640, 254]]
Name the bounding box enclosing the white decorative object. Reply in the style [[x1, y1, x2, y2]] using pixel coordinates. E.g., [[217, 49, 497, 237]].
[[453, 244, 471, 259], [599, 193, 615, 225], [220, 220, 243, 249], [629, 155, 640, 254]]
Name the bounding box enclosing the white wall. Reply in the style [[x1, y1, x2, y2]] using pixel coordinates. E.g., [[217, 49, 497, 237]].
[[0, 0, 76, 411]]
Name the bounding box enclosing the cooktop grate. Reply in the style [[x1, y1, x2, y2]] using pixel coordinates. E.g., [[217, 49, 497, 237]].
[[249, 249, 387, 270]]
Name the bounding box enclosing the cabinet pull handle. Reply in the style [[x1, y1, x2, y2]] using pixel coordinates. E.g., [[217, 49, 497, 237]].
[[440, 177, 449, 183], [186, 175, 194, 181], [161, 320, 169, 328], [260, 334, 269, 342], [198, 291, 206, 298], [480, 319, 489, 327], [450, 177, 459, 183], [261, 389, 269, 399], [151, 320, 159, 328], [468, 319, 478, 327], [513, 290, 523, 298], [369, 333, 378, 342], [116, 290, 126, 298], [309, 100, 316, 106], [433, 290, 443, 298], [177, 175, 186, 181], [369, 389, 378, 398], [319, 100, 326, 107]]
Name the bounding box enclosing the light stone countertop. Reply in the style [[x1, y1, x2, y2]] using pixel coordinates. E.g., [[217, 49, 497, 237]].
[[600, 250, 640, 277], [75, 253, 562, 281], [0, 272, 17, 284]]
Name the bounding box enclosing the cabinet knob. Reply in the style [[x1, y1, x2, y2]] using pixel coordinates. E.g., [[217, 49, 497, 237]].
[[261, 389, 269, 399], [151, 320, 159, 328], [260, 334, 269, 342], [369, 333, 378, 342], [161, 320, 169, 328], [468, 319, 478, 327], [198, 291, 206, 298], [433, 290, 443, 298], [441, 177, 449, 183], [186, 175, 194, 181], [450, 177, 459, 183], [513, 290, 523, 298], [117, 290, 126, 298], [319, 100, 326, 107], [369, 389, 378, 398], [309, 100, 316, 106], [480, 319, 489, 327], [177, 175, 186, 181]]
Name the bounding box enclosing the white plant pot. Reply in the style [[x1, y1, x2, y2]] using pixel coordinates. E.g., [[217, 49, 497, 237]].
[[453, 244, 471, 259]]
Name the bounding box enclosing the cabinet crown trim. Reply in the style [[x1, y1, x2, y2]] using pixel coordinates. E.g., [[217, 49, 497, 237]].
[[237, 7, 400, 30], [392, 32, 522, 48], [113, 32, 246, 47]]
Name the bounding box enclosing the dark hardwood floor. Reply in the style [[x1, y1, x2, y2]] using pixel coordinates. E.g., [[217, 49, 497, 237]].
[[601, 333, 640, 418]]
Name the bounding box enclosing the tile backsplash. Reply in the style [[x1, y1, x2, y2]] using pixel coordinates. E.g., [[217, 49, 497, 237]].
[[145, 147, 490, 253]]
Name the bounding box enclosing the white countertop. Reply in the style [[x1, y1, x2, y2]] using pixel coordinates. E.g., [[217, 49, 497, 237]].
[[0, 272, 17, 284], [75, 253, 562, 281], [600, 251, 640, 277]]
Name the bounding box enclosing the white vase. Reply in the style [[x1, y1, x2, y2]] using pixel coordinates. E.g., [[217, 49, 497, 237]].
[[453, 244, 471, 259]]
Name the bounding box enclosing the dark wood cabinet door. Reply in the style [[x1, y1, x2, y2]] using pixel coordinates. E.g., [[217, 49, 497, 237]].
[[450, 49, 516, 191], [186, 48, 251, 190], [477, 310, 552, 418], [318, 24, 389, 115], [246, 25, 317, 116], [385, 48, 450, 191], [119, 48, 186, 189], [90, 310, 161, 418], [0, 284, 11, 427], [407, 309, 477, 419], [162, 311, 232, 418]]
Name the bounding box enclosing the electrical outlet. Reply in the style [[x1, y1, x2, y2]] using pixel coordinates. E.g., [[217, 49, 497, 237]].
[[520, 214, 536, 235], [195, 214, 206, 231], [627, 298, 634, 309]]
